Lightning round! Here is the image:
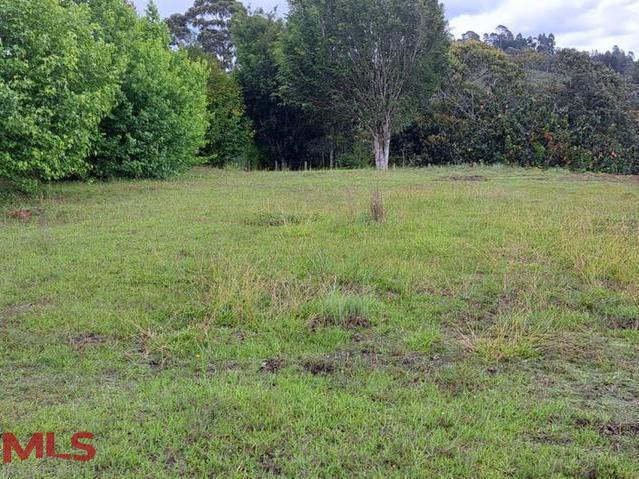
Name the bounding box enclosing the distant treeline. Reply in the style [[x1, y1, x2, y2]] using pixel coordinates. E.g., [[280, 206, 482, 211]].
[[1, 1, 638, 191], [171, 5, 639, 174]]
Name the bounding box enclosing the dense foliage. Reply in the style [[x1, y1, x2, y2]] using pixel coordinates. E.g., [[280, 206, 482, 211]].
[[89, 1, 208, 179], [231, 9, 326, 170], [200, 60, 253, 168], [0, 0, 208, 189], [392, 40, 639, 174], [166, 0, 245, 70], [0, 0, 118, 191], [280, 0, 449, 169], [2, 0, 639, 187]]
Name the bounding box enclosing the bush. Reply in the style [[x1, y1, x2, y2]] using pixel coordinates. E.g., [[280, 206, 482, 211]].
[[89, 3, 208, 179], [0, 0, 119, 191], [394, 42, 639, 174]]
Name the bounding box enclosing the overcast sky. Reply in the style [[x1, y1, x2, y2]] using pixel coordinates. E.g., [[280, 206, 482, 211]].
[[138, 0, 639, 54]]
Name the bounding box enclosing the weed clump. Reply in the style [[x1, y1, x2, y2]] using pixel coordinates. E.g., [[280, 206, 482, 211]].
[[247, 212, 303, 227], [304, 293, 377, 330], [369, 187, 385, 223]]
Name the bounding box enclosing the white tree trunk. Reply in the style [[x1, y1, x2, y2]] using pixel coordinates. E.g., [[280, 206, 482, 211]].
[[372, 120, 391, 170]]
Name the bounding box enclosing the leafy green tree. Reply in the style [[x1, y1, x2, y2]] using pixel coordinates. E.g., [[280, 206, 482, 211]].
[[461, 31, 480, 42], [0, 0, 118, 190], [535, 33, 556, 54], [415, 41, 527, 165], [281, 0, 449, 169], [592, 46, 636, 77], [200, 60, 253, 167], [87, 0, 209, 179], [400, 41, 639, 174], [232, 9, 323, 169], [551, 50, 639, 173], [166, 13, 193, 47], [166, 0, 245, 70]]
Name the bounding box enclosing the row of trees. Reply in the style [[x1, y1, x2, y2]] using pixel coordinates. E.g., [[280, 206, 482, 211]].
[[390, 26, 639, 173], [462, 26, 556, 55], [394, 42, 639, 173], [164, 0, 450, 171], [168, 3, 639, 174], [2, 0, 638, 190], [166, 0, 450, 171], [0, 0, 212, 191]]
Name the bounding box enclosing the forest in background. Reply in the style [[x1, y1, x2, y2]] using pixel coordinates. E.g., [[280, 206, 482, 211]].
[[1, 0, 638, 192]]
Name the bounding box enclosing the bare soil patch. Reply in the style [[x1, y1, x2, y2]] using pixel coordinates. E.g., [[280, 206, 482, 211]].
[[260, 358, 285, 374], [7, 209, 32, 220], [70, 332, 108, 351], [608, 316, 638, 330], [303, 359, 335, 375]]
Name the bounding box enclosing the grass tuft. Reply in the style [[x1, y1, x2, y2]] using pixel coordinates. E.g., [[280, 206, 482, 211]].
[[303, 293, 377, 330], [369, 186, 386, 223], [247, 211, 304, 227]]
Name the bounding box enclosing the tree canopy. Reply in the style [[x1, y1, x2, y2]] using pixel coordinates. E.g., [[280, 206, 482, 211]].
[[2, 1, 639, 189], [0, 0, 119, 191], [280, 0, 449, 169]]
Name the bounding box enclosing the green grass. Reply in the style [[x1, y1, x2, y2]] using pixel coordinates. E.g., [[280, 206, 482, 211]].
[[1, 166, 638, 478]]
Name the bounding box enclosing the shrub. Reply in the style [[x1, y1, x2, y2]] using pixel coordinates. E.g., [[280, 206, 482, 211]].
[[394, 42, 639, 174], [89, 3, 209, 179], [0, 0, 119, 191]]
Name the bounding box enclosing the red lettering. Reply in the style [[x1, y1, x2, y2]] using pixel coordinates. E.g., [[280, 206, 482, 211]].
[[71, 432, 95, 462], [2, 433, 44, 464], [45, 433, 72, 460]]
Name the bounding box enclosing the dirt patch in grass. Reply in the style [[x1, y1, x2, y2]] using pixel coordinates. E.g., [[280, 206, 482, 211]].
[[542, 333, 608, 363], [337, 280, 376, 297], [260, 358, 285, 374], [303, 359, 336, 375], [70, 332, 108, 351], [295, 349, 460, 385], [7, 209, 32, 220], [130, 330, 168, 370], [304, 294, 376, 332], [259, 449, 286, 475], [599, 422, 639, 437], [444, 289, 520, 328], [231, 331, 246, 342], [2, 302, 37, 319], [608, 316, 638, 330]]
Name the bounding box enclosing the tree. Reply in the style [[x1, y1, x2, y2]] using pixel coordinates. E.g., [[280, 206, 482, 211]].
[[281, 0, 449, 169], [0, 0, 119, 191], [592, 46, 636, 77], [199, 59, 253, 167], [461, 31, 480, 42], [166, 13, 193, 47], [425, 40, 527, 165], [232, 9, 323, 169], [87, 0, 209, 179], [535, 33, 555, 54], [551, 50, 639, 173], [166, 0, 246, 70]]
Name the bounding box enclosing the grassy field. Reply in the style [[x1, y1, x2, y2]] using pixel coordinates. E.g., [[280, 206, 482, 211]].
[[1, 166, 638, 478]]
